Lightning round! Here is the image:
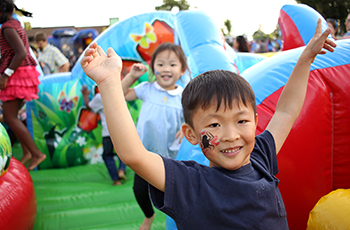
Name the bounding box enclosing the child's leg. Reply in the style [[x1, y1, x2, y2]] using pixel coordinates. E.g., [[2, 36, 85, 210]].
[[102, 136, 120, 183], [117, 154, 127, 180], [133, 173, 155, 230], [2, 99, 46, 170], [118, 157, 126, 172], [20, 143, 32, 165]]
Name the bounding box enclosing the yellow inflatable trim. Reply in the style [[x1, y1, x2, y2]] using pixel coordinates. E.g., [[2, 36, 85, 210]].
[[307, 189, 350, 230]]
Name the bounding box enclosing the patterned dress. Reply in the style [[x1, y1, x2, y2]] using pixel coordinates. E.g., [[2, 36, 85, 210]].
[[0, 19, 40, 101]]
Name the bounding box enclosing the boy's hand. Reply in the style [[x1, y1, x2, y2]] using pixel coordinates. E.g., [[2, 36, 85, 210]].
[[128, 63, 148, 80], [81, 43, 122, 85], [302, 18, 337, 63]]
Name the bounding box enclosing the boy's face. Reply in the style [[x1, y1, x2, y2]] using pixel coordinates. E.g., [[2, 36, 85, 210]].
[[182, 101, 258, 171]]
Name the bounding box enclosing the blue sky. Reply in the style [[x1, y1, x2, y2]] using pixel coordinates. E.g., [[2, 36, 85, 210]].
[[15, 0, 296, 36]]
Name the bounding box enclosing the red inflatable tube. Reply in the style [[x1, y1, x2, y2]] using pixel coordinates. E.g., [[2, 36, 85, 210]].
[[0, 157, 36, 230]]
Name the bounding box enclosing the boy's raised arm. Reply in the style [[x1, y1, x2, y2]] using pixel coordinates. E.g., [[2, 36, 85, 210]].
[[81, 43, 166, 191], [266, 19, 336, 154]]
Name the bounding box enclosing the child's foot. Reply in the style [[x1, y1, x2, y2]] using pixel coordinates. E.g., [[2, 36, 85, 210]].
[[20, 153, 32, 166], [112, 179, 122, 186], [139, 214, 155, 230], [27, 153, 46, 171], [118, 170, 127, 180]]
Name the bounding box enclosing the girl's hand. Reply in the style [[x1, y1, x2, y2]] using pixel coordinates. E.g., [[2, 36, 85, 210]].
[[81, 85, 90, 96], [302, 18, 337, 63], [0, 74, 9, 89], [81, 43, 123, 85], [129, 63, 148, 80], [175, 129, 184, 144]]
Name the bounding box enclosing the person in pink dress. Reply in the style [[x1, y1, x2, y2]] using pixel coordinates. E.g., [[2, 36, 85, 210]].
[[0, 0, 46, 170]]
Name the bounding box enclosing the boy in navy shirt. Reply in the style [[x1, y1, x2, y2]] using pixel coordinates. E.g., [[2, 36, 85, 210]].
[[81, 19, 335, 229]]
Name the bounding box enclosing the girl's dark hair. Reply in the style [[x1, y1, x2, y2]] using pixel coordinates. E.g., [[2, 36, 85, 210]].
[[0, 0, 33, 23], [236, 36, 250, 52], [182, 70, 256, 128], [149, 42, 190, 81]]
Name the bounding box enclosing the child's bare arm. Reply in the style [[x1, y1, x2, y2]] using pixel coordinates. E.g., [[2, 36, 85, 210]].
[[121, 63, 148, 101], [266, 19, 336, 154], [81, 43, 166, 191]]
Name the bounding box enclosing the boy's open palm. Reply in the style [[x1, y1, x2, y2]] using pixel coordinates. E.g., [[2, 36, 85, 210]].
[[267, 18, 336, 154], [81, 43, 123, 85]]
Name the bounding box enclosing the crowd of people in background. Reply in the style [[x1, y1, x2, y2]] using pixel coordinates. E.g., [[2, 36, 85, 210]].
[[327, 13, 350, 39], [229, 12, 350, 54], [230, 35, 282, 53]]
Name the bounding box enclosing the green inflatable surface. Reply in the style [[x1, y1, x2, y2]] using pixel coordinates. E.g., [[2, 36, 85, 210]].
[[13, 145, 166, 230]]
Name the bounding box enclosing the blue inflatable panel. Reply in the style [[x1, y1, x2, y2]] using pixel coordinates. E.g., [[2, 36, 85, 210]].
[[175, 10, 237, 78], [243, 39, 350, 106]]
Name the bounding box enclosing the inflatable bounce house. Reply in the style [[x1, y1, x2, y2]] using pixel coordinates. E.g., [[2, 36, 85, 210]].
[[1, 3, 349, 230], [24, 10, 265, 171], [47, 28, 99, 69], [0, 124, 37, 229]]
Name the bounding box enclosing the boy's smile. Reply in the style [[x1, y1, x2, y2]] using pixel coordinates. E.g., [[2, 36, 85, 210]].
[[184, 101, 258, 171]]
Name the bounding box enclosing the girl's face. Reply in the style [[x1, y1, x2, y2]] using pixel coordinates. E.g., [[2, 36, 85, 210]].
[[153, 50, 185, 91], [233, 38, 239, 49], [327, 22, 336, 38]]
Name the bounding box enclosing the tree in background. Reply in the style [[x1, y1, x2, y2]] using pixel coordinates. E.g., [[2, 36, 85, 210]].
[[252, 24, 270, 41], [223, 19, 232, 36], [155, 0, 190, 11], [296, 0, 350, 35], [221, 19, 234, 46]]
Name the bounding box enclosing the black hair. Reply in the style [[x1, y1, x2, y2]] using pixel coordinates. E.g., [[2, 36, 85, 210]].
[[149, 42, 190, 81], [0, 0, 32, 23], [235, 35, 250, 52], [182, 70, 256, 128]]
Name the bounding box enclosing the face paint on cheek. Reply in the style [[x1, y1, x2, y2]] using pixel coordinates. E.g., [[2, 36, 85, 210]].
[[154, 69, 160, 75], [199, 130, 220, 153]]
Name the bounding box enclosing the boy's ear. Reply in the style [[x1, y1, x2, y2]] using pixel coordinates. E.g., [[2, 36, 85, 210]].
[[182, 123, 199, 145], [255, 113, 259, 128]]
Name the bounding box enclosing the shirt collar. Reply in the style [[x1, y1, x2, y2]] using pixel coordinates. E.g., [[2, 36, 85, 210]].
[[41, 43, 51, 53], [153, 81, 183, 96]]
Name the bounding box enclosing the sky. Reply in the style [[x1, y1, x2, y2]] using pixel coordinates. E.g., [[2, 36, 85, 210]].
[[14, 0, 297, 36]]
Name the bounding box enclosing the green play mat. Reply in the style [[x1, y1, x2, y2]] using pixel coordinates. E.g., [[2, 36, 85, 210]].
[[13, 144, 166, 230]]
